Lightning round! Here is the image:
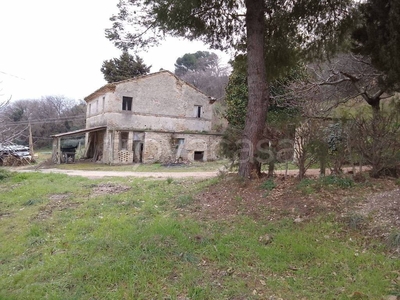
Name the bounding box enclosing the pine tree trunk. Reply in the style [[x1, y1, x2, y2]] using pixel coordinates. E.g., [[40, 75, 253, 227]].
[[238, 0, 269, 179]]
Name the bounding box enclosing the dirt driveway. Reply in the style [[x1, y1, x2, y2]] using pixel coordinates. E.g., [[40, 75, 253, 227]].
[[14, 166, 366, 179], [18, 168, 219, 179]]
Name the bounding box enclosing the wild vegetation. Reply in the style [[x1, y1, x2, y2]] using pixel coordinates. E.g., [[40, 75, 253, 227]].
[[0, 169, 399, 299]]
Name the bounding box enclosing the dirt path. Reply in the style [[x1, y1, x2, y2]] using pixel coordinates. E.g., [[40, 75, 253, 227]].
[[17, 168, 219, 179], [13, 166, 367, 179]]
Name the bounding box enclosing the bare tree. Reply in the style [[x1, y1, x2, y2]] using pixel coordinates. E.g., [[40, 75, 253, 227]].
[[176, 54, 230, 100], [348, 101, 400, 177], [0, 84, 13, 146], [1, 96, 85, 149], [283, 53, 400, 178], [289, 54, 393, 118], [293, 119, 323, 180]]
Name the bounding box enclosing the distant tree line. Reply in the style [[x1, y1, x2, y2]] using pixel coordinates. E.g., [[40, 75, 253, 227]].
[[0, 96, 85, 149]]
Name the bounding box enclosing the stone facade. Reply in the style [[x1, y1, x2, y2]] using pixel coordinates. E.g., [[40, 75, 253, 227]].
[[83, 71, 223, 164]]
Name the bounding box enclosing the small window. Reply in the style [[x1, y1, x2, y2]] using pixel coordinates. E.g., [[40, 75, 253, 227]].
[[175, 138, 185, 149], [122, 96, 133, 111], [102, 96, 105, 112], [194, 105, 202, 118], [120, 132, 129, 150], [194, 151, 204, 161]]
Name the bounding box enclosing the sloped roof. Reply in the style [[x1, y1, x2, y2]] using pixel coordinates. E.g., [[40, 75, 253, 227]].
[[51, 126, 107, 138], [84, 70, 214, 102]]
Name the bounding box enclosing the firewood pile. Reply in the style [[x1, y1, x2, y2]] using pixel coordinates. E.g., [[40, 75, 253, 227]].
[[0, 143, 32, 166], [1, 154, 32, 166]]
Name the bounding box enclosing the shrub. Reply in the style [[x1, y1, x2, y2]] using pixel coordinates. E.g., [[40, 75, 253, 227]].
[[0, 169, 11, 181], [344, 213, 366, 230], [387, 231, 400, 248], [296, 178, 315, 195], [320, 175, 354, 189], [259, 179, 276, 191], [175, 195, 194, 208]]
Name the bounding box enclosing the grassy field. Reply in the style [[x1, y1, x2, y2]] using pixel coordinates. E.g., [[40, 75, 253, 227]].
[[0, 168, 399, 299]]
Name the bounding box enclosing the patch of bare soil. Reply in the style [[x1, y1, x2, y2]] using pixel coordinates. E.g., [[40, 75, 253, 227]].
[[192, 174, 399, 239], [35, 193, 80, 220], [34, 184, 131, 220], [356, 188, 400, 236], [195, 175, 339, 221], [90, 182, 131, 197]]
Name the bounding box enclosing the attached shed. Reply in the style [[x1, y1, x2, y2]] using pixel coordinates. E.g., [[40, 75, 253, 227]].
[[51, 126, 106, 164]]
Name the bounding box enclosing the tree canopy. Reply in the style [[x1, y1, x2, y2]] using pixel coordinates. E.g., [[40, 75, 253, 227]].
[[174, 51, 220, 76], [352, 0, 400, 92], [101, 52, 151, 83], [224, 55, 303, 129]]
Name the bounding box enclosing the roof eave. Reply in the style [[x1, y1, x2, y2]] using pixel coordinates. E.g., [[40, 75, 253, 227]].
[[84, 84, 116, 102]]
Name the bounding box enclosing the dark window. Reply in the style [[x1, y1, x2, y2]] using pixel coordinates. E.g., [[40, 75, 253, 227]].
[[194, 105, 202, 118], [122, 96, 132, 111], [194, 151, 204, 161]]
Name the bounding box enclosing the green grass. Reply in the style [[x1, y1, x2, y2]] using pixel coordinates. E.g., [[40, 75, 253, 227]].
[[259, 178, 276, 191], [297, 175, 355, 195], [0, 170, 398, 299]]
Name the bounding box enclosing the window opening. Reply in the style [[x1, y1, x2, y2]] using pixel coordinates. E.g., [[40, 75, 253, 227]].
[[194, 105, 202, 118], [176, 138, 185, 146], [120, 132, 129, 150], [122, 96, 133, 111], [175, 138, 185, 157], [194, 151, 204, 161]]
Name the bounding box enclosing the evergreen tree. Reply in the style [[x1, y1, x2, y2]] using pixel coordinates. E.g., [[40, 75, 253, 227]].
[[174, 51, 219, 76], [352, 0, 400, 92], [101, 52, 151, 83]]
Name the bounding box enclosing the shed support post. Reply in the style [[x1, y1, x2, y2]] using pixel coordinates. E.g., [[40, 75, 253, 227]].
[[57, 137, 61, 164]]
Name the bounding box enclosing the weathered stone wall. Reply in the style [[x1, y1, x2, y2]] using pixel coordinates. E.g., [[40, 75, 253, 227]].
[[86, 71, 214, 132], [142, 131, 222, 163]]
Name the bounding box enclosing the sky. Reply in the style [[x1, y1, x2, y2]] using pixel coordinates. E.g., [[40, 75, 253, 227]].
[[0, 0, 230, 102]]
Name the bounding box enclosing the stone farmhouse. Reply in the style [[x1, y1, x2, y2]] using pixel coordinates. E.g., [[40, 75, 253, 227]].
[[52, 70, 223, 164]]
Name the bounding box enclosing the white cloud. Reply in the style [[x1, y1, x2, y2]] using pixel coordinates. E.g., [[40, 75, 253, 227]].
[[0, 0, 230, 102]]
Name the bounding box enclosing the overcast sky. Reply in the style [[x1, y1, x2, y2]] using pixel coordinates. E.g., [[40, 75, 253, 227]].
[[0, 0, 230, 102]]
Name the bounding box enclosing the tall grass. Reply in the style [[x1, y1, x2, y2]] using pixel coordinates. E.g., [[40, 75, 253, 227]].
[[0, 171, 398, 299]]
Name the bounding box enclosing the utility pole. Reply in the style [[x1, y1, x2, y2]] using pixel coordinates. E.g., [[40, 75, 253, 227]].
[[28, 114, 34, 159]]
